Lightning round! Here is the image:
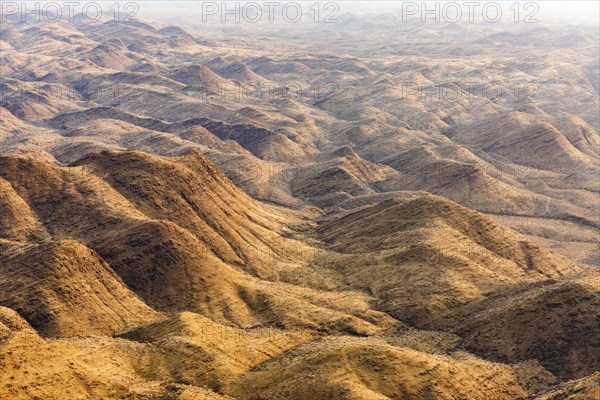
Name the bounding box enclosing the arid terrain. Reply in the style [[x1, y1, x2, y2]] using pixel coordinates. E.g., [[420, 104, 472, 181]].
[[0, 2, 599, 400]]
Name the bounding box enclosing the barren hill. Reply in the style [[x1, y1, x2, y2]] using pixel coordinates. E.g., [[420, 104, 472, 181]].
[[534, 372, 600, 400], [230, 336, 528, 400], [0, 239, 161, 337], [446, 111, 600, 172], [0, 10, 598, 400], [452, 271, 600, 380], [0, 149, 596, 398], [318, 195, 581, 326], [0, 152, 395, 335]]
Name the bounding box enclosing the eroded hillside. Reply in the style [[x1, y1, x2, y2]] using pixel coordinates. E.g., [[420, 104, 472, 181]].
[[1, 150, 598, 399], [0, 7, 598, 400]]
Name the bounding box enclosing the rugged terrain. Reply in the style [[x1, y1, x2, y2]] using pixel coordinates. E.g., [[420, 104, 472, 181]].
[[0, 5, 598, 400], [0, 150, 597, 399]]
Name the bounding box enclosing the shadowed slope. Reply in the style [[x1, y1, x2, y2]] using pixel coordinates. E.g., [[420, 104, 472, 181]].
[[230, 336, 528, 400], [450, 271, 600, 380], [0, 152, 395, 335], [0, 239, 162, 337], [318, 194, 581, 327]]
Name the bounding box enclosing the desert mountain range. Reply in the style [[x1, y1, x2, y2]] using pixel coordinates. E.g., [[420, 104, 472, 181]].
[[0, 7, 599, 400]]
